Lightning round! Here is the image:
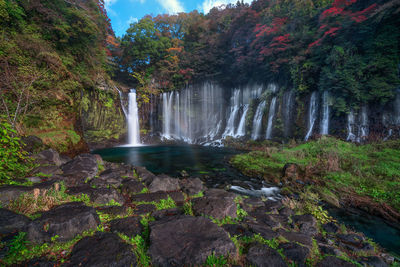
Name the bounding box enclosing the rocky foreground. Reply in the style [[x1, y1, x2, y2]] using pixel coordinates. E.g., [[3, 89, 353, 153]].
[[0, 147, 396, 266]]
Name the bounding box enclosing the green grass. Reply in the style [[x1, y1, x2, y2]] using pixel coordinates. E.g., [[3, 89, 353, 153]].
[[231, 137, 400, 211]]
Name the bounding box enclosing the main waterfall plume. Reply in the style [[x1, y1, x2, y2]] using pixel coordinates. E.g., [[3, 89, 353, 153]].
[[119, 89, 141, 146]]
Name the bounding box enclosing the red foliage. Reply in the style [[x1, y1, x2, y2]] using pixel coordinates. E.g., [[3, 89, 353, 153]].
[[323, 27, 341, 37], [254, 17, 287, 37]]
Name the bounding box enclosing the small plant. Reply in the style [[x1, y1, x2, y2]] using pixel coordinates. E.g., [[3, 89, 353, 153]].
[[205, 252, 228, 267], [183, 200, 194, 216], [106, 199, 122, 206], [154, 196, 176, 210], [236, 204, 248, 221], [118, 233, 151, 267], [7, 232, 29, 260]]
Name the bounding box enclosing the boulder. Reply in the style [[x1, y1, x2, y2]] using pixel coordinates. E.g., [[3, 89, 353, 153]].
[[279, 242, 310, 267], [242, 197, 265, 213], [134, 166, 156, 185], [135, 204, 157, 215], [95, 206, 127, 217], [0, 185, 31, 205], [33, 149, 63, 166], [316, 256, 356, 267], [278, 230, 313, 248], [0, 208, 31, 235], [26, 202, 99, 243], [322, 222, 339, 234], [152, 208, 183, 220], [192, 189, 237, 219], [62, 232, 137, 267], [121, 180, 145, 196], [110, 216, 143, 237], [148, 176, 180, 193], [246, 243, 287, 267], [179, 178, 205, 195], [149, 216, 236, 266], [222, 223, 253, 237], [360, 256, 388, 267], [247, 222, 279, 240], [61, 154, 99, 180], [131, 192, 168, 203], [31, 165, 62, 176], [21, 135, 44, 153], [88, 188, 125, 206]]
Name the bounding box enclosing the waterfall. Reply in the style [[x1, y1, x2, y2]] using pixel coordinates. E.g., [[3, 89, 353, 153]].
[[305, 92, 318, 141], [347, 110, 356, 141], [320, 91, 330, 135], [358, 105, 369, 141], [162, 93, 171, 139], [119, 89, 141, 146], [236, 105, 249, 137], [283, 90, 294, 138], [251, 101, 266, 140], [266, 96, 277, 139], [223, 89, 241, 138], [395, 88, 400, 126]]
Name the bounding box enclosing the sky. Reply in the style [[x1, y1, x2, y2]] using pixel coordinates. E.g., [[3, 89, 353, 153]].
[[105, 0, 252, 37]]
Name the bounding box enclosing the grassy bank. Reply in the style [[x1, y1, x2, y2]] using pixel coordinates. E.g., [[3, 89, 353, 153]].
[[231, 137, 400, 212]]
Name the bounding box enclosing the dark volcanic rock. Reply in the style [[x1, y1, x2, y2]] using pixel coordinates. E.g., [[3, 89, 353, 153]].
[[360, 256, 388, 267], [279, 207, 295, 216], [192, 189, 237, 219], [293, 214, 317, 228], [0, 185, 31, 205], [135, 204, 157, 215], [152, 208, 183, 220], [63, 232, 137, 267], [179, 178, 205, 195], [278, 230, 313, 248], [21, 135, 44, 152], [134, 166, 156, 185], [95, 206, 127, 217], [131, 191, 168, 202], [61, 154, 99, 180], [121, 180, 145, 196], [316, 256, 356, 267], [246, 243, 287, 267], [167, 191, 185, 205], [26, 202, 99, 243], [222, 223, 253, 237], [322, 222, 339, 233], [149, 216, 236, 266], [110, 216, 143, 237], [22, 258, 57, 267], [242, 197, 265, 212], [148, 176, 180, 193], [31, 165, 63, 176], [33, 149, 64, 166], [0, 208, 30, 235], [247, 222, 279, 240], [279, 242, 310, 267], [89, 188, 124, 205]]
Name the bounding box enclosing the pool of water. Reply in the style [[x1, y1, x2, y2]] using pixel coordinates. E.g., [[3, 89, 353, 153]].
[[92, 144, 267, 189]]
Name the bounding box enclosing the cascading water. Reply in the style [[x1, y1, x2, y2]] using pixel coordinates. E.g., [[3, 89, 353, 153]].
[[347, 110, 356, 141], [305, 92, 318, 141], [251, 101, 266, 140], [320, 91, 330, 135], [119, 89, 141, 146], [358, 105, 369, 141], [266, 96, 277, 139], [223, 89, 241, 138], [236, 105, 249, 137], [395, 88, 400, 126]]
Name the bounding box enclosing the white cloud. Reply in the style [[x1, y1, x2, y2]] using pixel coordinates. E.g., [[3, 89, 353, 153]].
[[127, 16, 139, 25], [201, 0, 252, 14], [130, 0, 146, 4], [156, 0, 184, 14], [104, 0, 118, 8]]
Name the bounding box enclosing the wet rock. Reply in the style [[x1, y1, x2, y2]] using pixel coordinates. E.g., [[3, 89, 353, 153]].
[[135, 204, 157, 215], [33, 149, 63, 166], [247, 222, 279, 240], [109, 216, 143, 237], [66, 184, 95, 196], [322, 222, 339, 233], [89, 188, 124, 206], [148, 176, 180, 193], [26, 202, 99, 243], [179, 178, 205, 195], [0, 208, 30, 235], [96, 205, 127, 217], [293, 214, 317, 228], [337, 233, 365, 246], [263, 200, 283, 212], [152, 208, 183, 220], [192, 189, 237, 219], [134, 166, 156, 185], [31, 165, 62, 176], [61, 154, 99, 180], [319, 244, 343, 256], [279, 207, 295, 216], [360, 256, 388, 267], [242, 197, 265, 212], [222, 223, 253, 237], [279, 242, 310, 267], [131, 192, 168, 203], [167, 191, 185, 205], [316, 256, 356, 267], [278, 230, 313, 248], [0, 185, 31, 205], [246, 243, 287, 267], [121, 180, 145, 196], [63, 232, 136, 267], [149, 216, 236, 266]]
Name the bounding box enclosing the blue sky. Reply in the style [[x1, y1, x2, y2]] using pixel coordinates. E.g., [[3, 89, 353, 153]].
[[105, 0, 252, 37]]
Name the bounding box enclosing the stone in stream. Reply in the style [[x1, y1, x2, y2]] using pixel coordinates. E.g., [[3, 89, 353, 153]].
[[26, 202, 99, 243], [179, 177, 205, 195], [149, 216, 236, 266], [246, 243, 287, 267], [61, 154, 100, 181], [109, 216, 143, 237], [316, 256, 356, 267], [0, 208, 31, 235], [192, 189, 237, 219], [279, 242, 310, 267], [148, 176, 180, 193], [62, 232, 137, 267]]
